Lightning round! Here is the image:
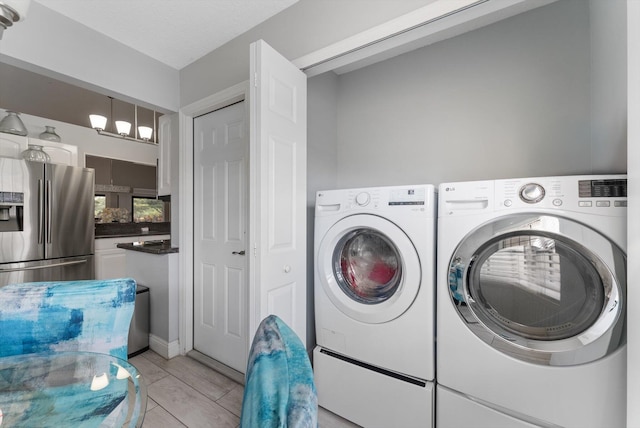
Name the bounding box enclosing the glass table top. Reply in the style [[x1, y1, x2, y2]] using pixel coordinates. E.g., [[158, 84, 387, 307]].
[[0, 352, 147, 427]]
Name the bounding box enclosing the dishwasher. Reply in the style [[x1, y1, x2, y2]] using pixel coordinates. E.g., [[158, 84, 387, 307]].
[[128, 284, 149, 358]]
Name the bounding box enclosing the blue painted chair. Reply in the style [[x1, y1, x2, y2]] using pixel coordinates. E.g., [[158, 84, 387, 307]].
[[240, 315, 318, 428], [0, 278, 136, 360]]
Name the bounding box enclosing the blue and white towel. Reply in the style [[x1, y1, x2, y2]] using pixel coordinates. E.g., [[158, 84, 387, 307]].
[[240, 315, 318, 428]]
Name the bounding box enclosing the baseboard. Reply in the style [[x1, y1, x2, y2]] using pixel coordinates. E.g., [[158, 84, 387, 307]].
[[187, 349, 245, 385], [149, 334, 180, 359]]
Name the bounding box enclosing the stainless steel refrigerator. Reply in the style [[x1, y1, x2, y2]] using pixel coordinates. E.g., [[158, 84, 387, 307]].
[[0, 158, 95, 286]]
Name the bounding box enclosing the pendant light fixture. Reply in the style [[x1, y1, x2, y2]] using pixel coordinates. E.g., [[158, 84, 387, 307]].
[[89, 96, 157, 144], [0, 0, 31, 40]]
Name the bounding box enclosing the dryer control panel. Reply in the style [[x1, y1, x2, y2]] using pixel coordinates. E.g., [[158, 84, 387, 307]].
[[439, 175, 627, 217], [495, 175, 627, 214]]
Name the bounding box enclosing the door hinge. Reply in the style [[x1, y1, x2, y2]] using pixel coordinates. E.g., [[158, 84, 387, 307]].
[[254, 73, 258, 88], [254, 243, 257, 257]]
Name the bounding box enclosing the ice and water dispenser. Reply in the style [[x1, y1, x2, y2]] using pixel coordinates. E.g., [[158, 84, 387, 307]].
[[0, 191, 23, 232]]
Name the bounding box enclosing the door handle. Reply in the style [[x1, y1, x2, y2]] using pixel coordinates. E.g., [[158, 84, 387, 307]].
[[232, 250, 246, 255], [38, 179, 44, 244], [0, 259, 87, 273], [46, 180, 52, 244]]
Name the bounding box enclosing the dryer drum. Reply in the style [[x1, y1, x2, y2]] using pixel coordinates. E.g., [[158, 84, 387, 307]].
[[333, 228, 402, 304], [468, 232, 604, 341]]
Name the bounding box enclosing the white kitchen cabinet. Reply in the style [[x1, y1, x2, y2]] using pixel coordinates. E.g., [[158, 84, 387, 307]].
[[95, 235, 170, 280], [0, 135, 78, 166], [30, 138, 78, 166], [0, 134, 27, 159], [157, 113, 177, 196]]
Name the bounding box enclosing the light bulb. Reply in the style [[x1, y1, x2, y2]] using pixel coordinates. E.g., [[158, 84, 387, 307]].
[[115, 121, 131, 136], [138, 126, 153, 141], [89, 114, 107, 131]]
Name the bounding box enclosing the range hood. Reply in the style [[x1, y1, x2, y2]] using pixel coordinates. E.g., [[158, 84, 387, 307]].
[[95, 184, 156, 197], [96, 184, 131, 193]]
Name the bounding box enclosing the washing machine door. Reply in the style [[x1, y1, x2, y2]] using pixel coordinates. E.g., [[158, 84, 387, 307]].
[[449, 213, 625, 366], [317, 214, 421, 324]]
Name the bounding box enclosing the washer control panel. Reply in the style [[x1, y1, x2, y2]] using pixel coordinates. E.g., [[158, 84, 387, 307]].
[[345, 186, 428, 209], [315, 185, 435, 216]]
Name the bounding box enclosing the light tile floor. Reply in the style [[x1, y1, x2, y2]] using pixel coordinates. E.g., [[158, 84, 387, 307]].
[[129, 350, 360, 428]]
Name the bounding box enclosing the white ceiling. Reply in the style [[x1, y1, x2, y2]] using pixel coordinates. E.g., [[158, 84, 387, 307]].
[[34, 0, 299, 70]]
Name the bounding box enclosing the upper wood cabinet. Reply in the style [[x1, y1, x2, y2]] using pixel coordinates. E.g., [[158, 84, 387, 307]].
[[86, 155, 111, 186], [111, 159, 156, 189], [86, 155, 156, 191]]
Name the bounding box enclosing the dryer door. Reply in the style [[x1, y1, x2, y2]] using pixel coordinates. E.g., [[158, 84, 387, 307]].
[[449, 213, 626, 366], [317, 214, 421, 324]]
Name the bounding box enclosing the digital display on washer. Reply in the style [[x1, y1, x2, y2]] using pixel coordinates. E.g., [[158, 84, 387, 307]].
[[388, 188, 426, 205], [578, 179, 627, 198]]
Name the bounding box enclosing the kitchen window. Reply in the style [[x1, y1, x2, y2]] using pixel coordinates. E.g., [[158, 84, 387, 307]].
[[94, 195, 106, 219], [133, 197, 165, 223]]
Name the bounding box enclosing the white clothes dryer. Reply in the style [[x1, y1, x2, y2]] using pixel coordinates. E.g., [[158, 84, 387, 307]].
[[436, 175, 627, 428], [314, 184, 436, 427]]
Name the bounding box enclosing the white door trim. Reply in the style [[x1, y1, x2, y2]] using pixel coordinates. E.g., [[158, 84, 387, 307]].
[[627, 1, 639, 425], [178, 81, 250, 354]]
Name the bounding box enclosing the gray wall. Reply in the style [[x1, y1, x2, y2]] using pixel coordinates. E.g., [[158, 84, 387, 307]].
[[309, 0, 626, 191], [180, 0, 434, 106], [306, 71, 339, 346], [590, 0, 627, 172], [1, 1, 179, 112]]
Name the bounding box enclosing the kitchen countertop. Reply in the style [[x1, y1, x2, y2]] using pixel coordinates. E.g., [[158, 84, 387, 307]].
[[116, 239, 179, 254], [96, 231, 169, 239]]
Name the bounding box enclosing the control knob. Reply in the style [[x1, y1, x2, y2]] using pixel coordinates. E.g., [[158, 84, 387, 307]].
[[355, 192, 371, 206], [519, 183, 545, 203]]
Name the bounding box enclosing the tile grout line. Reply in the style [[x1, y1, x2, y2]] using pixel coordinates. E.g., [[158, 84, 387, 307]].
[[138, 361, 239, 425]]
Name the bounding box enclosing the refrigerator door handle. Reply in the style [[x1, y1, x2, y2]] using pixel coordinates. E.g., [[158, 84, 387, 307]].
[[38, 179, 44, 244], [47, 179, 52, 244], [0, 259, 88, 273]]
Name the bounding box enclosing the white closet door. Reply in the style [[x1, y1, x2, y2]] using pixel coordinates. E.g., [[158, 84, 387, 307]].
[[249, 40, 307, 346], [193, 101, 248, 372]]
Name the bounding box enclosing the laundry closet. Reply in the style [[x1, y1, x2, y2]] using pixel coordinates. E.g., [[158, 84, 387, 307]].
[[305, 0, 628, 425]]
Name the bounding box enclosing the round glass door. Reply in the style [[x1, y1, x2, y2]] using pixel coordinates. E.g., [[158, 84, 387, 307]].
[[449, 214, 625, 366], [469, 233, 604, 341], [333, 229, 402, 304], [317, 214, 421, 323]]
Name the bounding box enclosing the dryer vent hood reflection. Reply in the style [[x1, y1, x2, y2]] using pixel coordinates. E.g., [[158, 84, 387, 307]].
[[0, 0, 31, 39]]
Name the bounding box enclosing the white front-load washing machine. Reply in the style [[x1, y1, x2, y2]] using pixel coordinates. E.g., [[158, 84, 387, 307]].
[[437, 175, 627, 428], [314, 184, 436, 428]]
